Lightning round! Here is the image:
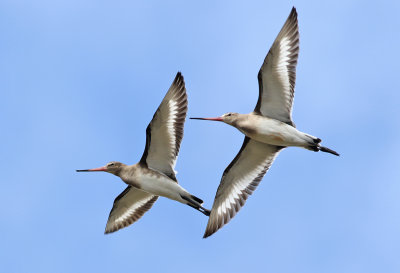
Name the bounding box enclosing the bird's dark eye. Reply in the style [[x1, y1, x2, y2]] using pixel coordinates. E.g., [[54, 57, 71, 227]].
[[109, 163, 115, 167], [227, 113, 231, 116]]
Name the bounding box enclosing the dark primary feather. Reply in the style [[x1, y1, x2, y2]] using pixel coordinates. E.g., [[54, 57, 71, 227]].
[[140, 72, 188, 181], [254, 7, 299, 127], [204, 138, 283, 238], [105, 186, 158, 234]]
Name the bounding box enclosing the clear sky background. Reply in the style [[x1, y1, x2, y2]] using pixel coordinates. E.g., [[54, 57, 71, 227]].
[[1, 0, 400, 272]]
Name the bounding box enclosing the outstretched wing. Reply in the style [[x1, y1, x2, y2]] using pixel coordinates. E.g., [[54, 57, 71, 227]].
[[105, 186, 158, 234], [254, 7, 299, 127], [204, 138, 283, 238], [140, 72, 187, 181]]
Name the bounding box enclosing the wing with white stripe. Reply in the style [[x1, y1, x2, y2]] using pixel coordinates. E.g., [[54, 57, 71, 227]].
[[105, 186, 158, 234], [140, 72, 187, 181], [254, 7, 299, 127], [204, 137, 283, 238]]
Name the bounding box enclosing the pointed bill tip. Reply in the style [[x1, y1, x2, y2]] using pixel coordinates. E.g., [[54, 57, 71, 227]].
[[190, 117, 223, 121], [76, 167, 107, 172]]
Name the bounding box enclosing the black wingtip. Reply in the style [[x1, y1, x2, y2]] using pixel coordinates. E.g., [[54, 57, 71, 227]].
[[289, 6, 297, 20], [104, 228, 115, 234], [173, 71, 185, 88], [203, 229, 213, 239], [175, 71, 183, 81]]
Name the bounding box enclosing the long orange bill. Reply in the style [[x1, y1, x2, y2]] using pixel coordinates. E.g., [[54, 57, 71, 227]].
[[76, 166, 107, 172], [190, 117, 223, 121]]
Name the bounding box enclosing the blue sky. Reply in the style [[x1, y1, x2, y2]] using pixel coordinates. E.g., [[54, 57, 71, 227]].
[[1, 0, 400, 272]]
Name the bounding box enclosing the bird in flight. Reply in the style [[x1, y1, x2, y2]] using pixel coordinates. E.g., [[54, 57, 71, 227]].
[[191, 7, 339, 238], [77, 72, 210, 234]]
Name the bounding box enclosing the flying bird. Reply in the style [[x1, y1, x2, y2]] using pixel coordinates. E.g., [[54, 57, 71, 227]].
[[77, 72, 210, 234], [191, 7, 339, 238]]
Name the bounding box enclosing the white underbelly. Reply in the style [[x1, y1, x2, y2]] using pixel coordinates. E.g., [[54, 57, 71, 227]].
[[239, 119, 309, 147], [134, 172, 187, 204]]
